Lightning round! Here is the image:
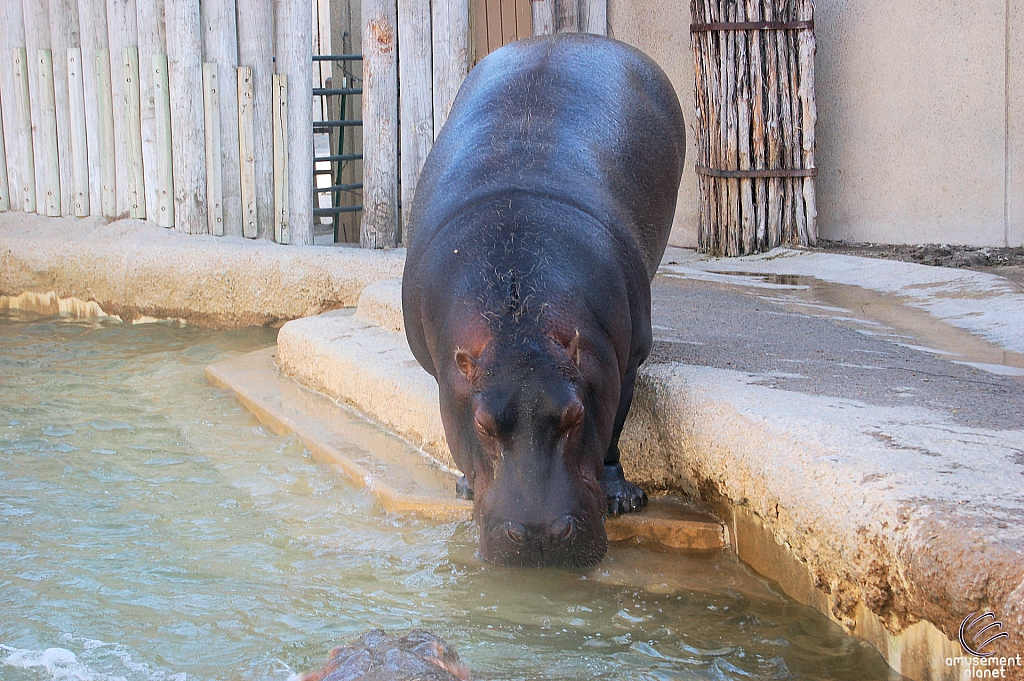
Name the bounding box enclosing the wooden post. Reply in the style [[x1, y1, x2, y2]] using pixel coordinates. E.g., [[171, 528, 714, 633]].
[[49, 0, 80, 216], [152, 54, 174, 227], [0, 0, 34, 213], [67, 48, 90, 216], [398, 0, 433, 237], [123, 46, 146, 218], [237, 66, 258, 238], [532, 0, 554, 35], [203, 62, 224, 236], [0, 102, 8, 211], [274, 0, 314, 245], [76, 0, 109, 215], [432, 0, 469, 136], [362, 0, 398, 247], [105, 0, 139, 218], [37, 50, 62, 217], [202, 0, 242, 237], [272, 73, 289, 244], [236, 0, 274, 240], [166, 0, 207, 234], [579, 0, 606, 35], [555, 0, 577, 32], [11, 49, 36, 213], [797, 0, 816, 245], [135, 0, 165, 221], [23, 0, 61, 217], [95, 49, 116, 216]]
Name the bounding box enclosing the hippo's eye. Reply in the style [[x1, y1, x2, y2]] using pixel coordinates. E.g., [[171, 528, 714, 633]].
[[559, 399, 584, 433]]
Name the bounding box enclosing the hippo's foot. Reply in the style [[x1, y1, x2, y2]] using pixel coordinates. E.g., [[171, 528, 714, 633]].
[[602, 463, 648, 515], [456, 475, 474, 501]]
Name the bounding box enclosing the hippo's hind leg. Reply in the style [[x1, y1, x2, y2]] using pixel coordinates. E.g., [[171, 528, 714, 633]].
[[602, 363, 649, 515]]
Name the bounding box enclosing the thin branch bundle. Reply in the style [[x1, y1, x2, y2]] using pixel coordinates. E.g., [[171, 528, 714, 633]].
[[691, 0, 817, 256]]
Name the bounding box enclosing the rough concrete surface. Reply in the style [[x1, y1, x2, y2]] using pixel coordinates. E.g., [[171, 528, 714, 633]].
[[278, 254, 1023, 681], [0, 213, 405, 327]]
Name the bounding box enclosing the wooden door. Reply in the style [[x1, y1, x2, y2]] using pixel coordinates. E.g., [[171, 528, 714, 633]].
[[471, 0, 532, 65]]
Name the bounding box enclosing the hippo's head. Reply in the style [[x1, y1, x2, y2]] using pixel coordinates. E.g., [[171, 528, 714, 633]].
[[443, 331, 609, 569]]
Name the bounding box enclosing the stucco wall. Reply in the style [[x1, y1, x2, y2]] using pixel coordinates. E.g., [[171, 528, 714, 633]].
[[610, 0, 1024, 248]]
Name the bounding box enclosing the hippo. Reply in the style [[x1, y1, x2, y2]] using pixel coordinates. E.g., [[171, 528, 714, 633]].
[[298, 629, 470, 681], [402, 33, 685, 568]]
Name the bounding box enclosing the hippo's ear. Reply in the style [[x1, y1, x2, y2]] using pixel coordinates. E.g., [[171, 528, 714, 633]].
[[455, 349, 480, 383], [563, 329, 581, 366]]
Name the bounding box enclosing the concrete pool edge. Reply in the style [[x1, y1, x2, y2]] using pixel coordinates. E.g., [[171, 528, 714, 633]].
[[0, 213, 404, 328], [274, 282, 1023, 681]]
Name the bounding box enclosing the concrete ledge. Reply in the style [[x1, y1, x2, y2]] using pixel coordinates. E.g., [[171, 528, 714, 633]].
[[0, 213, 404, 328], [277, 271, 1023, 681]]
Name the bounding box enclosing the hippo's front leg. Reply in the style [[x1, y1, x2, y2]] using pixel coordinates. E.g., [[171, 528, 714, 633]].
[[601, 364, 649, 515]]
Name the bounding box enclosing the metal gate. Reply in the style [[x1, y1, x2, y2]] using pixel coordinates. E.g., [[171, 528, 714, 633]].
[[312, 53, 363, 244]]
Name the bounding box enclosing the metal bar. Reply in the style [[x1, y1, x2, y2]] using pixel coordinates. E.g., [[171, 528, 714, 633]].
[[312, 54, 364, 61], [313, 87, 363, 96], [316, 182, 363, 192], [314, 119, 363, 128], [314, 153, 363, 162], [690, 20, 813, 32], [695, 165, 817, 178], [314, 205, 363, 214]]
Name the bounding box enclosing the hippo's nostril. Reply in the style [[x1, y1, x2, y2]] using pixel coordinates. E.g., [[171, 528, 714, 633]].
[[504, 521, 527, 543], [551, 515, 577, 541]]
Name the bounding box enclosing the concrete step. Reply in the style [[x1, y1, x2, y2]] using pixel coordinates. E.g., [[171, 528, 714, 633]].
[[206, 345, 726, 552]]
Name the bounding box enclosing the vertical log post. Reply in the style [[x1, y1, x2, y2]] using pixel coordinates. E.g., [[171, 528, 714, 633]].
[[797, 0, 816, 244], [236, 0, 275, 239], [0, 0, 34, 212], [166, 0, 207, 233], [555, 0, 577, 32], [24, 0, 61, 217], [532, 0, 554, 35], [361, 0, 398, 247], [237, 66, 258, 238], [37, 50, 62, 217], [12, 48, 36, 213], [203, 62, 224, 236], [202, 0, 242, 236], [398, 0, 433, 239], [123, 46, 146, 218], [76, 0, 109, 215], [135, 0, 165, 220], [0, 102, 8, 211], [432, 0, 469, 136], [272, 73, 289, 244], [152, 54, 174, 226], [49, 0, 80, 216], [67, 48, 90, 216], [95, 48, 117, 216], [275, 0, 314, 245], [105, 0, 139, 218], [579, 0, 606, 35]]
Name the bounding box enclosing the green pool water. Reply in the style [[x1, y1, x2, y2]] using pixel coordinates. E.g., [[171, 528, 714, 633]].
[[0, 310, 900, 681]]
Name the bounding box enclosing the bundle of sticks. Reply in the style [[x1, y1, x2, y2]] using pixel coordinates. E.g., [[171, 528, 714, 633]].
[[690, 0, 817, 256]]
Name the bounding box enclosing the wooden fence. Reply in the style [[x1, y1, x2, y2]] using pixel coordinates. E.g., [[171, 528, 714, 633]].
[[362, 0, 606, 248], [0, 0, 314, 244]]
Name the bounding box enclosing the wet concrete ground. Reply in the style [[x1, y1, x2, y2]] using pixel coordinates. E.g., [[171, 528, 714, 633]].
[[649, 274, 1024, 431]]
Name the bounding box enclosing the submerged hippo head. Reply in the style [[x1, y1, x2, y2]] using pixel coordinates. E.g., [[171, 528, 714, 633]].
[[444, 330, 610, 569]]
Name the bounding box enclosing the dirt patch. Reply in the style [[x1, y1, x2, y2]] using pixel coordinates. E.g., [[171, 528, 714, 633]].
[[814, 240, 1024, 291]]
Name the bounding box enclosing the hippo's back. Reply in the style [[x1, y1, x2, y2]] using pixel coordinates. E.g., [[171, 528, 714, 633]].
[[406, 33, 686, 279]]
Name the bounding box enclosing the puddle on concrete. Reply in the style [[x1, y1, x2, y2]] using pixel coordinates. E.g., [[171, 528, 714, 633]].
[[0, 310, 900, 680], [692, 270, 1024, 376]]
